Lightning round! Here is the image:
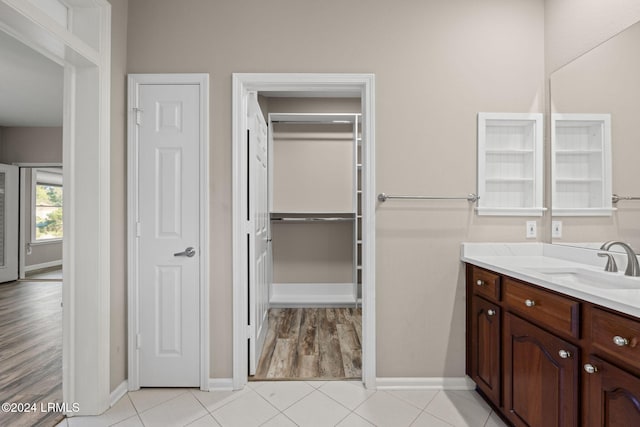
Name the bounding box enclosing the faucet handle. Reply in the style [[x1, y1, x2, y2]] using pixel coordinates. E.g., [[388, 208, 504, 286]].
[[598, 252, 618, 272]]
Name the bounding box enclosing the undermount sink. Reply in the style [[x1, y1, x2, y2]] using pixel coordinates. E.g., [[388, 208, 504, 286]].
[[523, 266, 640, 291]]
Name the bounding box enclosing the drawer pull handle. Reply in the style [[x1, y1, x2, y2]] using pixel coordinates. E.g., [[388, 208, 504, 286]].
[[613, 335, 630, 347], [524, 299, 536, 307], [476, 280, 484, 286], [487, 309, 496, 316], [584, 364, 598, 374], [558, 349, 571, 359]]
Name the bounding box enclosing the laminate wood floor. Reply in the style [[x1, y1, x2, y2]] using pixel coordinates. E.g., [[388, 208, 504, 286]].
[[0, 278, 63, 427], [252, 308, 362, 380]]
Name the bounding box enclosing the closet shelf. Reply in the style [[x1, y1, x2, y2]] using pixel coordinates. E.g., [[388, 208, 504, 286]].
[[485, 149, 534, 154], [485, 178, 534, 183], [555, 178, 603, 183]]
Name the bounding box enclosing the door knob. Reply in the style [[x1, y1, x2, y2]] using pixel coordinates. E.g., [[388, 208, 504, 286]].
[[174, 247, 196, 257]]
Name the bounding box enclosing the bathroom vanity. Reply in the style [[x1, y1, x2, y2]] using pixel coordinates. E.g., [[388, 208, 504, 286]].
[[462, 243, 640, 426]]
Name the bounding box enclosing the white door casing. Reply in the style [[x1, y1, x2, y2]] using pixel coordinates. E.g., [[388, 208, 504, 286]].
[[0, 163, 18, 283], [128, 74, 210, 389], [232, 73, 376, 390], [247, 93, 270, 375], [0, 0, 112, 415]]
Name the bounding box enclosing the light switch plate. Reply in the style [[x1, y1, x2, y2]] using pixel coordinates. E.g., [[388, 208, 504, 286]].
[[552, 221, 562, 238], [526, 221, 537, 238]]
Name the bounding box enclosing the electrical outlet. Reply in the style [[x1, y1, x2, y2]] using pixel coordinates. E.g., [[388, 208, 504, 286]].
[[552, 221, 562, 238], [526, 221, 537, 238]]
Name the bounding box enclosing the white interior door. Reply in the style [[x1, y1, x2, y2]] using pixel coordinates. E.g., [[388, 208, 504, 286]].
[[136, 83, 200, 386], [0, 163, 18, 283], [248, 93, 270, 375]]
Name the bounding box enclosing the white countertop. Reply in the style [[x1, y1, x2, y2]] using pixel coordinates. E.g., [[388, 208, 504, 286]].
[[461, 243, 640, 318]]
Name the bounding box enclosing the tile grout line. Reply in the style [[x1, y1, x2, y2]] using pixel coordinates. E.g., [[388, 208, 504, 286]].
[[128, 388, 191, 418]]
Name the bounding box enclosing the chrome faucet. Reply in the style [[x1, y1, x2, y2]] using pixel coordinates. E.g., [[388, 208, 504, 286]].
[[599, 241, 640, 277]]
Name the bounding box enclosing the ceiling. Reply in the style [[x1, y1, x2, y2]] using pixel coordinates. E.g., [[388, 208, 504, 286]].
[[0, 30, 63, 127]]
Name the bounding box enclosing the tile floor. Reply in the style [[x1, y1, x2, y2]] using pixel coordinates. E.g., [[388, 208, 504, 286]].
[[55, 381, 508, 427]]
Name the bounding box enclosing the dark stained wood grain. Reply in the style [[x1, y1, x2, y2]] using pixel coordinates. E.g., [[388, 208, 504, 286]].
[[252, 308, 361, 380]]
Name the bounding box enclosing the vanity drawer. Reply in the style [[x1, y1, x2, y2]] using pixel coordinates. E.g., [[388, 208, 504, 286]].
[[470, 266, 501, 301], [504, 278, 580, 338], [591, 308, 640, 371]]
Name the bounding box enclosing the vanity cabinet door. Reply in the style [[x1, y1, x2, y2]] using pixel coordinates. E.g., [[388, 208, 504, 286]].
[[470, 296, 501, 405], [584, 355, 640, 426], [504, 313, 579, 427]]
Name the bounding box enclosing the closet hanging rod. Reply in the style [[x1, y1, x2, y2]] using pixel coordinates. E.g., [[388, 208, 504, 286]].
[[612, 194, 640, 204], [378, 193, 479, 203], [271, 217, 355, 222]]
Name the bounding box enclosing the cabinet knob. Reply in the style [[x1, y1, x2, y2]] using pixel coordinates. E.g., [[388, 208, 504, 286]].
[[476, 279, 484, 286], [613, 335, 629, 347], [487, 309, 496, 316], [584, 364, 598, 374], [558, 349, 571, 359], [524, 299, 536, 307]]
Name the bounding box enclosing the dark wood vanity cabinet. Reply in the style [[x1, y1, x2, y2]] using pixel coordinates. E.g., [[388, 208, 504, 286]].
[[584, 355, 640, 426], [503, 312, 578, 427], [470, 295, 501, 404], [466, 263, 640, 426]]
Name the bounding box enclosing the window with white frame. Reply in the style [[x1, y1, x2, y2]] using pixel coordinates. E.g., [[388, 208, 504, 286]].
[[32, 168, 63, 242]]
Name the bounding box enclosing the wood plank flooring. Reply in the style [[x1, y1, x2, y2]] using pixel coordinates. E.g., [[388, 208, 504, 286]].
[[252, 308, 362, 380], [0, 278, 63, 427]]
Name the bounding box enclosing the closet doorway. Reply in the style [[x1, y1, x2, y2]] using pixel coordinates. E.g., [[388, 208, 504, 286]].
[[232, 74, 376, 390], [255, 108, 362, 380]]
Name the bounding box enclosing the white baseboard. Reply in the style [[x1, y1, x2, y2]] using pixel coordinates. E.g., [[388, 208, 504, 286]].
[[209, 378, 234, 391], [270, 283, 356, 306], [110, 380, 128, 406], [25, 259, 62, 272], [375, 377, 476, 390]]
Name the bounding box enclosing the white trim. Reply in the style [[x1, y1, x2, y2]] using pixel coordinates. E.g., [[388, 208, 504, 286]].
[[209, 378, 234, 391], [0, 0, 112, 416], [19, 168, 27, 279], [270, 283, 356, 306], [24, 259, 63, 272], [232, 73, 376, 391], [109, 380, 128, 407], [375, 377, 476, 391], [127, 73, 210, 391]]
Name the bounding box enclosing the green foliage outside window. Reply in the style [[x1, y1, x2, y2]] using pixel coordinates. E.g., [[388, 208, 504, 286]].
[[36, 184, 63, 240]]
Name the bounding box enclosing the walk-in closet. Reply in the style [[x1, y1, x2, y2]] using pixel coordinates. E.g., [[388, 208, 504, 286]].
[[251, 96, 363, 380]]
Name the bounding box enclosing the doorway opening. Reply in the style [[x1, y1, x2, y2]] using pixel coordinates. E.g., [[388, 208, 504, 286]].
[[0, 26, 65, 424], [232, 73, 376, 390], [0, 0, 112, 415], [254, 105, 362, 380]]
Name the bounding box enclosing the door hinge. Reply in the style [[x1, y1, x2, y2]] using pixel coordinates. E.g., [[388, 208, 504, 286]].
[[136, 333, 141, 349], [247, 325, 254, 340], [136, 222, 141, 237], [133, 107, 143, 125]]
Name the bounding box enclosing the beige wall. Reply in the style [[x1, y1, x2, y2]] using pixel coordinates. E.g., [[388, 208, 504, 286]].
[[544, 0, 640, 73], [126, 0, 545, 379], [0, 126, 62, 163], [109, 0, 129, 391]]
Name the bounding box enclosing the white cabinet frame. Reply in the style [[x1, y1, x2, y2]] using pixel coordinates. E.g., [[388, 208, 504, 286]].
[[476, 113, 545, 216], [551, 114, 613, 216]]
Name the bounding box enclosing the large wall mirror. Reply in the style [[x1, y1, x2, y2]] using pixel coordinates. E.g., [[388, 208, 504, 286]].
[[550, 20, 640, 250]]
